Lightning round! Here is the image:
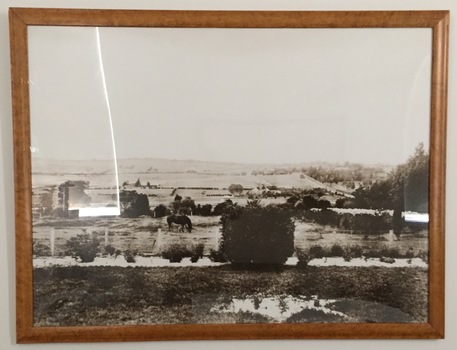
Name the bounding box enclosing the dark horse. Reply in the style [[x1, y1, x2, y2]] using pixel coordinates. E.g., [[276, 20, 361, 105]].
[[167, 214, 192, 232]]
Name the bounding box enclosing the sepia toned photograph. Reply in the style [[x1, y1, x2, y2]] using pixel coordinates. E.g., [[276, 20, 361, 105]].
[[10, 9, 448, 342]]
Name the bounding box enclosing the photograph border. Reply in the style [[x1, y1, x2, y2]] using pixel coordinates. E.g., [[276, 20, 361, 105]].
[[9, 8, 448, 343]]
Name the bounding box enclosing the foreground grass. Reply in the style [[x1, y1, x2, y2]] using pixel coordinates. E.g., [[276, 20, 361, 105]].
[[33, 265, 427, 326]]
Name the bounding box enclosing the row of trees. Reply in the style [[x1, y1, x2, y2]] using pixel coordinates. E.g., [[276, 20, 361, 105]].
[[286, 194, 331, 210], [119, 190, 241, 218], [303, 164, 384, 184], [122, 179, 156, 189], [249, 162, 384, 181], [302, 209, 392, 235]]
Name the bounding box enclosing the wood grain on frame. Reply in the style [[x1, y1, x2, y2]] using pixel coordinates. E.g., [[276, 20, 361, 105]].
[[428, 10, 449, 339], [9, 8, 449, 343], [8, 8, 450, 28]]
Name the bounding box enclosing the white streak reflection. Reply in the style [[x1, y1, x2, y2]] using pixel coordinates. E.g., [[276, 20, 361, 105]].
[[93, 27, 120, 217]]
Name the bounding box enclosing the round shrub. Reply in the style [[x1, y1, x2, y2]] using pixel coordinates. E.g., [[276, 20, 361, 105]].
[[123, 249, 138, 263], [153, 204, 169, 218], [33, 242, 51, 257], [208, 249, 228, 263], [161, 244, 191, 263], [190, 243, 205, 263], [65, 233, 100, 263], [329, 243, 345, 257], [295, 249, 312, 269], [309, 245, 327, 259]]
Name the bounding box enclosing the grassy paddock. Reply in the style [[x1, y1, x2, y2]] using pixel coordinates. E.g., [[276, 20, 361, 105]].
[[33, 265, 427, 326], [33, 215, 221, 256]]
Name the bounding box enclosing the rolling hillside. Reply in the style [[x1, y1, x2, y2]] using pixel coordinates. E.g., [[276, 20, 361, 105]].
[[31, 157, 335, 191]]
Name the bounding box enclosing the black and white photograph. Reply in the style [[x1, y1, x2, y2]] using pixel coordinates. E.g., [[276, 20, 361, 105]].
[[28, 24, 432, 327]]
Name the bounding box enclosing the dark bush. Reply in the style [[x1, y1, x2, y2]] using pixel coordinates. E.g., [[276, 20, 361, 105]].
[[295, 249, 312, 269], [417, 250, 428, 263], [363, 245, 403, 259], [335, 198, 347, 208], [220, 205, 295, 265], [349, 245, 364, 258], [33, 242, 51, 257], [194, 204, 212, 216], [132, 194, 150, 216], [153, 204, 169, 218], [302, 195, 320, 209], [208, 249, 228, 263], [351, 213, 391, 235], [124, 249, 138, 263], [161, 244, 191, 263], [339, 215, 353, 230], [308, 245, 326, 259], [379, 246, 401, 258], [104, 244, 118, 257], [317, 199, 331, 209], [301, 209, 393, 234], [120, 191, 150, 217], [65, 233, 100, 262], [212, 199, 234, 216], [201, 204, 213, 216], [180, 197, 196, 214], [303, 209, 339, 227], [287, 195, 300, 206], [404, 247, 415, 259], [342, 247, 353, 262], [190, 243, 205, 263], [329, 244, 345, 257], [342, 246, 364, 262]]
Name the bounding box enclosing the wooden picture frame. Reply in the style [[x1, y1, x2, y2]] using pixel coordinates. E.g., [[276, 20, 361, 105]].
[[9, 8, 448, 343]]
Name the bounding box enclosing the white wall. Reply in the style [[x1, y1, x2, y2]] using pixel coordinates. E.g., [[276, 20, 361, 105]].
[[0, 1, 455, 349]]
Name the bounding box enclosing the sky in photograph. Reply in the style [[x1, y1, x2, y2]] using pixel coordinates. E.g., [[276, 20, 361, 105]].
[[28, 26, 432, 166]]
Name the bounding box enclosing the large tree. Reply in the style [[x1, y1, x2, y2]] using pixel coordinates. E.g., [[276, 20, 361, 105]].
[[352, 143, 429, 213], [390, 143, 429, 213], [228, 184, 244, 196], [390, 144, 429, 236], [119, 190, 150, 217]]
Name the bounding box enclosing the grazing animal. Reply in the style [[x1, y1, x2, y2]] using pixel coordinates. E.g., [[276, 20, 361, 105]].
[[167, 214, 192, 232]]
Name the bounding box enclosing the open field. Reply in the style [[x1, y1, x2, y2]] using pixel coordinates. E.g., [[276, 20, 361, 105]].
[[33, 265, 428, 326], [32, 168, 330, 190], [33, 216, 221, 256], [33, 216, 428, 258]]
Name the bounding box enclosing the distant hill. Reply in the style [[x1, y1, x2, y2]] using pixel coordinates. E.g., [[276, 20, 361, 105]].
[[32, 157, 391, 176], [32, 157, 278, 175], [31, 157, 387, 193], [32, 157, 341, 191]]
